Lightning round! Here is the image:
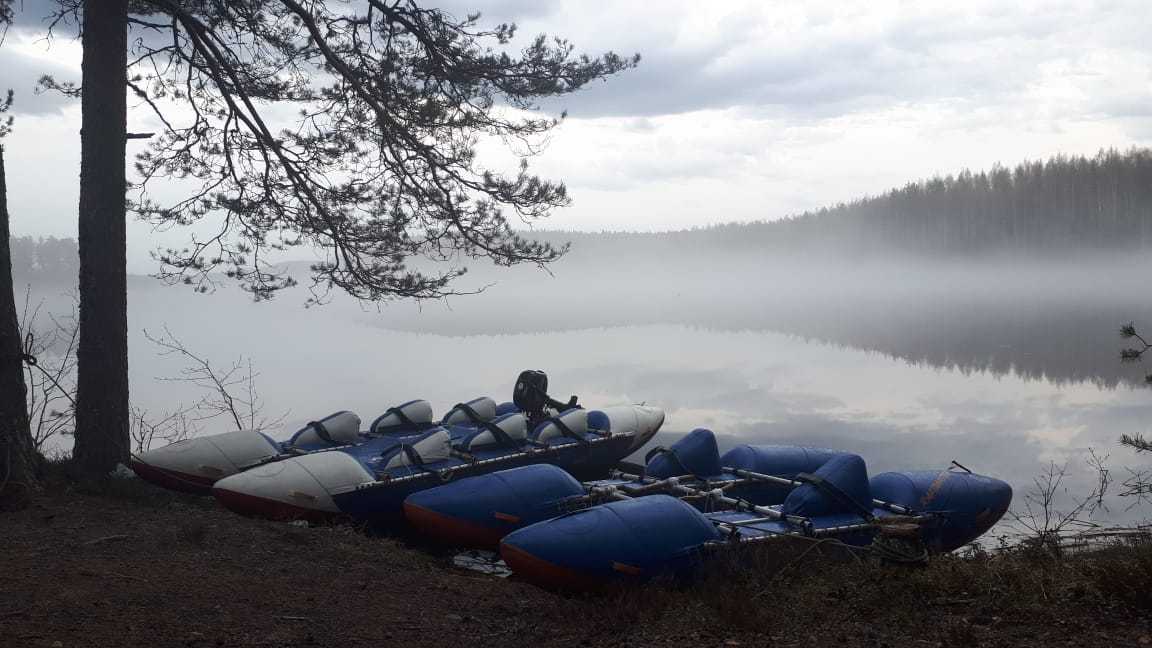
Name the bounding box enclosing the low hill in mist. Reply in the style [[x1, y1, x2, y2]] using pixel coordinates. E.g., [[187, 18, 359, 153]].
[[530, 147, 1152, 261]]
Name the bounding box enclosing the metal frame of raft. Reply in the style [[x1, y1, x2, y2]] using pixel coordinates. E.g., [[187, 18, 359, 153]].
[[592, 468, 929, 544], [725, 467, 915, 515], [406, 431, 1013, 590]]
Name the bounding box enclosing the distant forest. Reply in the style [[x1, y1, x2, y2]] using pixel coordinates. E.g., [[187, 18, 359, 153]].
[[13, 149, 1152, 277], [9, 236, 78, 279], [754, 147, 1152, 255], [545, 148, 1152, 259]]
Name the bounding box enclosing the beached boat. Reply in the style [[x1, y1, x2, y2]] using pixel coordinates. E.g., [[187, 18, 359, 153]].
[[403, 428, 1012, 590], [131, 369, 629, 497], [210, 403, 665, 525], [129, 397, 507, 494]]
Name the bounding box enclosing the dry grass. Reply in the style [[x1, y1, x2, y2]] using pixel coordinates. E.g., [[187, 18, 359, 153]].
[[591, 534, 1152, 646], [3, 472, 1149, 647]]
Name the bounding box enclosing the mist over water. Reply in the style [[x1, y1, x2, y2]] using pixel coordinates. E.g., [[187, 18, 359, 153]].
[[19, 242, 1152, 530]]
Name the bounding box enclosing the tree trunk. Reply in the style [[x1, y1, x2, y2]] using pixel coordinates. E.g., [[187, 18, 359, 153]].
[[72, 0, 129, 478], [0, 144, 37, 511]]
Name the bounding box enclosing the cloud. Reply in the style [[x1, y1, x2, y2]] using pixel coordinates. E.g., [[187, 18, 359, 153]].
[[5, 0, 1152, 239], [0, 28, 81, 115], [506, 0, 1152, 126], [8, 0, 1148, 128], [430, 0, 562, 23]]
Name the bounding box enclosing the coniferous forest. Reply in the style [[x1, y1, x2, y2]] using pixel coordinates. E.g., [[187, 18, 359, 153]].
[[547, 148, 1152, 259], [8, 236, 78, 279], [763, 147, 1152, 255]]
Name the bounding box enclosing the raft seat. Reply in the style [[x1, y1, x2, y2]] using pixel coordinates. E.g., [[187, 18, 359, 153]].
[[369, 399, 435, 434], [452, 413, 530, 451], [287, 411, 362, 448], [530, 409, 593, 446], [440, 397, 498, 426], [377, 429, 454, 471]]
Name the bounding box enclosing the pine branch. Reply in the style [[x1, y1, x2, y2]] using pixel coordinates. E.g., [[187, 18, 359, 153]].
[[1119, 323, 1152, 384], [1121, 434, 1152, 454], [121, 0, 637, 303]]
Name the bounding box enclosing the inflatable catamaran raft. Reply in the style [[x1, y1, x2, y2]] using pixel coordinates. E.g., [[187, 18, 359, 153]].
[[130, 370, 661, 497], [129, 397, 513, 494], [211, 403, 664, 524], [130, 372, 666, 522], [404, 428, 1013, 590]]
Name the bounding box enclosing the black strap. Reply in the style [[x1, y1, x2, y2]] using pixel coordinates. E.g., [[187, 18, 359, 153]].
[[478, 420, 516, 447], [446, 402, 485, 425], [401, 444, 424, 467], [643, 445, 666, 464], [539, 415, 588, 446], [380, 442, 431, 472], [643, 446, 691, 476], [372, 405, 436, 434], [383, 406, 416, 427], [795, 472, 874, 521], [306, 420, 338, 445]]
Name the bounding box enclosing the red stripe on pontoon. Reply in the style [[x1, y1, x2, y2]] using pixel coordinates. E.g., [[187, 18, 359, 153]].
[[129, 460, 218, 495], [212, 487, 338, 523], [499, 542, 606, 592], [403, 502, 507, 549]]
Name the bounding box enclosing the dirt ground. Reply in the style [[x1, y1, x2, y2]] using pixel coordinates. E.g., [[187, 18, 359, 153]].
[[1, 485, 1149, 648]]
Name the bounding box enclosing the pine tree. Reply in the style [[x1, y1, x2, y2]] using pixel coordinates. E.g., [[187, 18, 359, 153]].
[[70, 0, 131, 479], [40, 1, 638, 476], [0, 89, 37, 510]]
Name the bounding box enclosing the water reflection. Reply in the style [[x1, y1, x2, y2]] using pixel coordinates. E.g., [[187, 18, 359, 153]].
[[545, 328, 1152, 528], [362, 254, 1152, 389], [21, 264, 1152, 530]]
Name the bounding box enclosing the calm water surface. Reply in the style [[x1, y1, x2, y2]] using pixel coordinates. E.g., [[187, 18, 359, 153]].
[[137, 316, 1151, 529], [31, 274, 1152, 532]]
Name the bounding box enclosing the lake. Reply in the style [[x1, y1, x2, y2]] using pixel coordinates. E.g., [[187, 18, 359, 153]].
[[23, 253, 1152, 534]]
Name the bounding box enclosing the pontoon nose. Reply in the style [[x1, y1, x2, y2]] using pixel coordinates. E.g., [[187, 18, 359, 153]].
[[212, 451, 373, 522], [628, 405, 666, 452], [129, 455, 219, 494], [130, 429, 279, 494]]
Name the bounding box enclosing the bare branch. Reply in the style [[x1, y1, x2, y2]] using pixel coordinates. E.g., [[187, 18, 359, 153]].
[[1010, 460, 1110, 554], [142, 325, 284, 433]]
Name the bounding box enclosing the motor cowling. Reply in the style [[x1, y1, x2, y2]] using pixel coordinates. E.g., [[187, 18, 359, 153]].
[[513, 370, 577, 421]]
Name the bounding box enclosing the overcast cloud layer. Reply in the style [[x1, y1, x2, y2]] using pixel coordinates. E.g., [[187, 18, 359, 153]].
[[1, 0, 1149, 268]]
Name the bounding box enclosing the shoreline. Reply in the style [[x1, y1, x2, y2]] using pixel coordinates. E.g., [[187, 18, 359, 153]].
[[2, 479, 1149, 647]]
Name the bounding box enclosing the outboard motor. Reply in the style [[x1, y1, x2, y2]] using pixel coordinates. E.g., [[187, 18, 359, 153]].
[[513, 370, 578, 425]]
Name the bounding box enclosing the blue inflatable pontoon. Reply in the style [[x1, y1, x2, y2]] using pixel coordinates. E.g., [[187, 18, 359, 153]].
[[405, 428, 1012, 590]]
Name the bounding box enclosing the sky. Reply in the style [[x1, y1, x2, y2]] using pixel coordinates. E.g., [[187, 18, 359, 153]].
[[1, 0, 1150, 270]]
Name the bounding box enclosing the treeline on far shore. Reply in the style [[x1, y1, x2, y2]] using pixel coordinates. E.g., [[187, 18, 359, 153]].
[[9, 236, 77, 279], [540, 148, 1152, 261], [757, 147, 1152, 256], [19, 148, 1152, 279]]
